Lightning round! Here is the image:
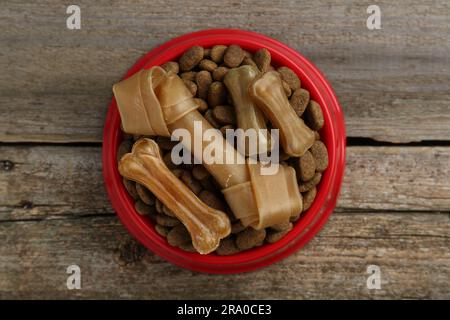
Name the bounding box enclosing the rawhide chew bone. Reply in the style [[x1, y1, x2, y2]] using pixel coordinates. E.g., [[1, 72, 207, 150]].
[[113, 66, 303, 230], [224, 65, 271, 156], [118, 138, 231, 254], [249, 71, 315, 157]]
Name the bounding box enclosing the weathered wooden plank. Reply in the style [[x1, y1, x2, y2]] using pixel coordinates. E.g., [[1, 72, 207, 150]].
[[1, 145, 449, 221], [0, 212, 448, 299], [1, 1, 450, 142]]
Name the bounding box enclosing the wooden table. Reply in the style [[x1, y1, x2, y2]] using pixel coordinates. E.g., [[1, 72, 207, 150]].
[[1, 1, 449, 299]]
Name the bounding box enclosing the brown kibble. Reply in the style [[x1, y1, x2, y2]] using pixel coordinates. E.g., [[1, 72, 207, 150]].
[[282, 80, 292, 97], [220, 125, 235, 136], [198, 190, 226, 211], [241, 56, 258, 68], [314, 131, 321, 140], [204, 48, 211, 57], [236, 228, 266, 251], [135, 200, 156, 216], [179, 242, 196, 253], [162, 205, 176, 217], [123, 178, 139, 200], [204, 109, 221, 128], [266, 228, 292, 243], [210, 45, 228, 63], [310, 141, 328, 172], [193, 98, 208, 113], [216, 237, 240, 255], [192, 165, 210, 181], [231, 221, 246, 234], [156, 136, 177, 150], [167, 224, 191, 247], [180, 170, 202, 195], [298, 172, 322, 192], [223, 45, 245, 68], [156, 214, 181, 227], [179, 46, 204, 71], [212, 105, 236, 125], [155, 198, 163, 214], [163, 152, 178, 170], [199, 59, 218, 72], [117, 140, 133, 162], [180, 71, 197, 81], [212, 66, 229, 81], [207, 81, 227, 107], [253, 48, 271, 73], [155, 224, 170, 237], [302, 187, 317, 211], [182, 79, 197, 96], [195, 71, 212, 100], [171, 168, 184, 179], [297, 150, 316, 182], [270, 220, 293, 232], [305, 100, 324, 131], [136, 183, 155, 205], [290, 88, 310, 117], [161, 61, 179, 74], [277, 66, 301, 90]]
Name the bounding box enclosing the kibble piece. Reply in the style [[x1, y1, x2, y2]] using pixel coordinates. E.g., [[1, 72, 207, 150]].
[[231, 221, 246, 234], [192, 165, 210, 181], [212, 66, 229, 81], [180, 71, 197, 81], [236, 228, 267, 251], [266, 228, 292, 243], [223, 45, 245, 68], [253, 48, 271, 73], [156, 214, 181, 227], [199, 59, 218, 72], [182, 79, 197, 96], [297, 150, 316, 182], [136, 183, 155, 205], [204, 48, 211, 57], [123, 178, 139, 200], [135, 200, 155, 216], [290, 88, 310, 117], [302, 187, 317, 211], [179, 242, 196, 253], [155, 224, 170, 237], [156, 136, 177, 150], [241, 56, 258, 68], [277, 66, 301, 90], [167, 224, 191, 247], [180, 170, 202, 195], [155, 198, 163, 214], [216, 237, 240, 255], [314, 131, 321, 140], [198, 190, 226, 211], [282, 80, 292, 97], [179, 46, 204, 71], [210, 45, 228, 63], [204, 110, 221, 128], [270, 220, 293, 232], [162, 205, 176, 217], [163, 152, 178, 170], [171, 168, 184, 179], [298, 172, 322, 192], [117, 140, 133, 162], [310, 141, 328, 172], [195, 71, 212, 100], [193, 98, 208, 113], [161, 61, 179, 74], [305, 100, 324, 131], [207, 81, 227, 107], [212, 105, 236, 125]]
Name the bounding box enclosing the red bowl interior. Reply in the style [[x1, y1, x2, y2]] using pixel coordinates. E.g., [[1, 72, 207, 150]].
[[102, 29, 346, 274]]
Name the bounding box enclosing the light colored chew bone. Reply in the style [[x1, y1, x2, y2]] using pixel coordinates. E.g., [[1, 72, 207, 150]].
[[118, 138, 231, 254], [224, 65, 271, 156], [249, 71, 315, 157]]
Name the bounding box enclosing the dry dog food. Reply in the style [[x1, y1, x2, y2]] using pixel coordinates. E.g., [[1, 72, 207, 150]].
[[116, 44, 329, 255]]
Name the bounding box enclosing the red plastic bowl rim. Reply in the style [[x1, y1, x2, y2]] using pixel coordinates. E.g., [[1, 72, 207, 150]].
[[102, 29, 346, 274]]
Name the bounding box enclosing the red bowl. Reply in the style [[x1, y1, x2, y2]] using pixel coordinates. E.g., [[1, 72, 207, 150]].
[[103, 29, 346, 273]]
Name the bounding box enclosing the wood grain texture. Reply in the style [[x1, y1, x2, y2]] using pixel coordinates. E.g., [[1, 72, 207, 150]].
[[0, 212, 448, 299], [1, 146, 450, 221], [1, 0, 450, 143]]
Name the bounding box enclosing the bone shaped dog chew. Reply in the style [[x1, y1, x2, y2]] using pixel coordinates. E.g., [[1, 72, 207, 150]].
[[118, 138, 231, 254], [249, 71, 315, 157]]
